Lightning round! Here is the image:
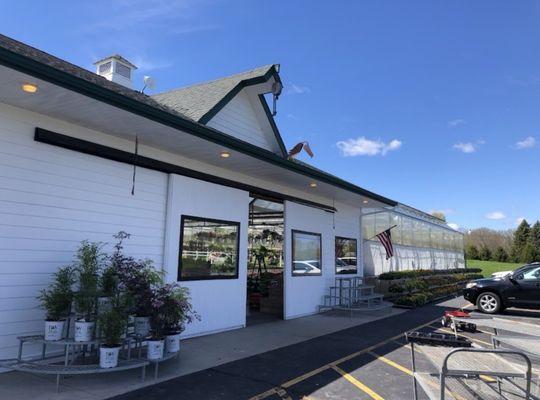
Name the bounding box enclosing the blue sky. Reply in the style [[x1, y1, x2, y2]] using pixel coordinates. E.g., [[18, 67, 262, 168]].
[[1, 0, 539, 230]]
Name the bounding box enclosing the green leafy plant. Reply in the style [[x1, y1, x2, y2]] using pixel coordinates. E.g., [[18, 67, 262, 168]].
[[38, 266, 75, 320], [99, 295, 129, 347], [74, 241, 105, 321], [379, 268, 481, 280]]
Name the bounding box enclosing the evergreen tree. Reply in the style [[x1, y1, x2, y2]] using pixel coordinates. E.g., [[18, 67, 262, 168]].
[[479, 245, 492, 261], [530, 221, 540, 260], [466, 245, 479, 260], [511, 220, 531, 262], [493, 246, 508, 262], [521, 242, 538, 264]]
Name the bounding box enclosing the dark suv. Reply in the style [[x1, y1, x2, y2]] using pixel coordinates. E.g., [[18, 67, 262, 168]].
[[463, 262, 540, 314]]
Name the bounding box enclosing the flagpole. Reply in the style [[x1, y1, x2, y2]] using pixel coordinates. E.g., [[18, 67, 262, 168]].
[[364, 224, 397, 242]]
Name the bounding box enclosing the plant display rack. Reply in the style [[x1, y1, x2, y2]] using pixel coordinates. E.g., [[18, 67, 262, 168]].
[[0, 315, 181, 392], [319, 277, 392, 316]]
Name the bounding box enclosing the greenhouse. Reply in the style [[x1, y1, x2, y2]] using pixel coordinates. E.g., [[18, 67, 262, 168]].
[[362, 204, 465, 276]]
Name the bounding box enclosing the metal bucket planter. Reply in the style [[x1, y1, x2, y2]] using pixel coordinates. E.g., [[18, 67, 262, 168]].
[[99, 345, 121, 368], [165, 333, 181, 353], [74, 320, 95, 342], [134, 316, 151, 337], [44, 320, 65, 341], [147, 339, 164, 360]]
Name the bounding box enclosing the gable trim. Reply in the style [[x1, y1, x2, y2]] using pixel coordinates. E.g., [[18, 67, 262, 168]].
[[257, 94, 288, 157], [198, 65, 281, 124]]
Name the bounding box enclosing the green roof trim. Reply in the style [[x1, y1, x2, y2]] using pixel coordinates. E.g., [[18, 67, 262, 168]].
[[0, 43, 397, 207]]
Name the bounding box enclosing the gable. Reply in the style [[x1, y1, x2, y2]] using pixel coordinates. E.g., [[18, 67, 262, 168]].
[[206, 89, 285, 155]]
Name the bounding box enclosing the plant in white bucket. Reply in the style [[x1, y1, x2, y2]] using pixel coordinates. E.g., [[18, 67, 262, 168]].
[[151, 283, 200, 356], [38, 266, 75, 341], [98, 297, 128, 369], [109, 232, 163, 338], [74, 242, 104, 342]]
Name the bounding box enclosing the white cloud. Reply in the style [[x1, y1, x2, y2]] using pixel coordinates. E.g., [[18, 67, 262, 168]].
[[485, 211, 506, 220], [447, 223, 459, 230], [287, 84, 311, 95], [286, 113, 300, 120], [448, 119, 466, 127], [336, 137, 402, 157], [131, 56, 173, 72], [453, 142, 477, 153], [515, 136, 536, 150]]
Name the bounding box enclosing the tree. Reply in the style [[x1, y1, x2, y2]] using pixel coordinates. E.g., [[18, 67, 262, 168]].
[[511, 220, 531, 262], [530, 221, 540, 260], [430, 211, 446, 222], [466, 245, 479, 260], [521, 242, 538, 264], [479, 245, 492, 261], [493, 246, 508, 262]]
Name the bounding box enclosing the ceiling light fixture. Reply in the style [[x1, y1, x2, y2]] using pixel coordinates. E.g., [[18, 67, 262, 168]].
[[21, 83, 38, 93], [362, 200, 369, 204], [309, 182, 317, 188], [220, 151, 231, 158]]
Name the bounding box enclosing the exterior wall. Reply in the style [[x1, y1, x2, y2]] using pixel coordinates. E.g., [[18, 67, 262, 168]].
[[283, 201, 361, 319], [363, 241, 466, 277], [207, 90, 274, 151], [0, 105, 168, 360], [162, 174, 250, 337]]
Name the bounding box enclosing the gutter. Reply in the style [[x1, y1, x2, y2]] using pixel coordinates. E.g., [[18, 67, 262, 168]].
[[0, 46, 397, 207]]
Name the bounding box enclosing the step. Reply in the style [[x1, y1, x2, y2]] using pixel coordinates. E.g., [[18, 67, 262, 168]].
[[329, 285, 374, 290]]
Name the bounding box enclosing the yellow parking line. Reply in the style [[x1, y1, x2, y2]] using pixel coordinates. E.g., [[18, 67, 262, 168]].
[[331, 365, 385, 400], [368, 351, 412, 376]]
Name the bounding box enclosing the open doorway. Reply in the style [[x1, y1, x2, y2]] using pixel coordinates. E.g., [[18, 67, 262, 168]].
[[246, 196, 284, 326]]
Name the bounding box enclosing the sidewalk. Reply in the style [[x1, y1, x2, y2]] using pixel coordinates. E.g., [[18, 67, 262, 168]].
[[0, 308, 404, 400]]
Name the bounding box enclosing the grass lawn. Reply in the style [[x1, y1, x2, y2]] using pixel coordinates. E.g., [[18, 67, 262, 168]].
[[467, 259, 523, 277]]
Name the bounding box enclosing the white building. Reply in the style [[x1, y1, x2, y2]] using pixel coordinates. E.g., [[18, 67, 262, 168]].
[[0, 34, 463, 360]]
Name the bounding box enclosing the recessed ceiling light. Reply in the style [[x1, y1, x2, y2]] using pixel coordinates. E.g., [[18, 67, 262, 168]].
[[362, 200, 369, 204], [21, 83, 38, 93], [309, 182, 317, 188], [220, 151, 231, 158]]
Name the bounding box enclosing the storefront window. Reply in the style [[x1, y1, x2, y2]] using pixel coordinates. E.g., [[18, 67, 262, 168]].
[[335, 237, 357, 275], [292, 230, 322, 276], [178, 216, 240, 280]]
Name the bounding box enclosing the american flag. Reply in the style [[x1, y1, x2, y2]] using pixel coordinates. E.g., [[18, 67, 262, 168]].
[[376, 228, 394, 260]]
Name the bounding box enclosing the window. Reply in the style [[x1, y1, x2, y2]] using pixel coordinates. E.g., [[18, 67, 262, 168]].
[[335, 237, 357, 275], [115, 62, 131, 78], [98, 61, 112, 74], [519, 266, 540, 281], [178, 215, 240, 281], [292, 230, 322, 276]]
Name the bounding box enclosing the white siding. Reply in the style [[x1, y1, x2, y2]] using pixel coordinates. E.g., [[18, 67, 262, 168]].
[[162, 174, 250, 337], [206, 91, 275, 151], [283, 202, 361, 319], [0, 107, 168, 360]]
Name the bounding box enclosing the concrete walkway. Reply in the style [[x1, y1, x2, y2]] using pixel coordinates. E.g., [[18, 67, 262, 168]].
[[0, 308, 404, 400]]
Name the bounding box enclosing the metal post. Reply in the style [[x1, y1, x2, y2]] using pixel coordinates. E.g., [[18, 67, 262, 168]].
[[17, 341, 23, 361], [411, 342, 418, 400], [154, 362, 159, 379]]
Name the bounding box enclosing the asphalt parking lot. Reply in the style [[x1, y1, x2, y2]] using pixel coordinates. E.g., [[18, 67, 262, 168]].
[[110, 299, 540, 400]]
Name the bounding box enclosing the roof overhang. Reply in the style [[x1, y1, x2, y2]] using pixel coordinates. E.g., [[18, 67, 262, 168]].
[[0, 46, 397, 210]]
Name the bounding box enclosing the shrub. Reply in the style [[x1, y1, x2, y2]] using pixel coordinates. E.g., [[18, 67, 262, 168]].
[[74, 241, 105, 321], [38, 266, 75, 320], [379, 268, 481, 280]]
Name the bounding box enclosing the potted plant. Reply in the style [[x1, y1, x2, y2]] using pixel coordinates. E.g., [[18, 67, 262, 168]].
[[111, 232, 163, 337], [98, 296, 128, 368], [37, 266, 74, 341], [150, 283, 200, 356], [73, 241, 103, 342]]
